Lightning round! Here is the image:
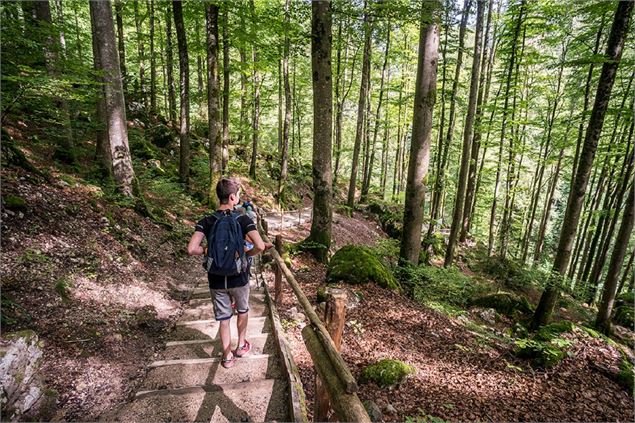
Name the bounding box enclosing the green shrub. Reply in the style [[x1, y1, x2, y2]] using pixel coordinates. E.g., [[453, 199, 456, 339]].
[[367, 200, 403, 240], [327, 245, 400, 291], [613, 292, 634, 329], [359, 359, 415, 387]]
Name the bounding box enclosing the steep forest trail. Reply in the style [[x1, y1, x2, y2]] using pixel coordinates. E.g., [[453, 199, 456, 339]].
[[103, 275, 292, 422]]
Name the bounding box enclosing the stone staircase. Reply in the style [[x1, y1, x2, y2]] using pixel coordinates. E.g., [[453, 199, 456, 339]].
[[105, 278, 292, 422]]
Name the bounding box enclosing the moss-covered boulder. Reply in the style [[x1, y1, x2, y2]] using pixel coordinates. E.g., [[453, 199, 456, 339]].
[[469, 292, 532, 317], [535, 320, 575, 342], [359, 359, 415, 387], [617, 359, 634, 393], [3, 194, 27, 211], [514, 338, 566, 367], [327, 245, 400, 291], [613, 292, 634, 329]]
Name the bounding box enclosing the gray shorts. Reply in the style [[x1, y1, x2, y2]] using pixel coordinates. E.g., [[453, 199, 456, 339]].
[[210, 284, 250, 321]]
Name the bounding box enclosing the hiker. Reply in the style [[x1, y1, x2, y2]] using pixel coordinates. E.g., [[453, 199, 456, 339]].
[[187, 178, 272, 368]]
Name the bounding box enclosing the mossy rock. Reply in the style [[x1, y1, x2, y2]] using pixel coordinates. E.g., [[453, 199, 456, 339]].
[[617, 359, 634, 393], [316, 285, 328, 303], [3, 194, 27, 211], [469, 292, 532, 317], [147, 124, 174, 148], [535, 320, 575, 342], [327, 245, 400, 291], [359, 359, 415, 387], [514, 338, 565, 367], [613, 305, 634, 329]]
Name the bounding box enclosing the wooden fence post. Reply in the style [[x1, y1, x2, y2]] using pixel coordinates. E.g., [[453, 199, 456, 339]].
[[314, 289, 347, 422], [274, 234, 283, 305]]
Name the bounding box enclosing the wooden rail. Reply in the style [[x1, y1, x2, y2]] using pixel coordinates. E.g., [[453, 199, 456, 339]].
[[258, 220, 371, 423]]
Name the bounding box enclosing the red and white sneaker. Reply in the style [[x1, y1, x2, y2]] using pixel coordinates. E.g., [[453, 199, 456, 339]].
[[234, 340, 251, 357]]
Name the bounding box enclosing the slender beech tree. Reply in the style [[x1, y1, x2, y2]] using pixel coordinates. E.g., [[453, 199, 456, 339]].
[[173, 0, 190, 186], [445, 0, 484, 267], [278, 0, 292, 200], [461, 0, 495, 242], [114, 0, 126, 88], [427, 0, 472, 243], [488, 0, 525, 256], [221, 4, 230, 173], [595, 179, 634, 334], [361, 21, 391, 203], [400, 0, 440, 265], [89, 0, 137, 196], [306, 0, 333, 263], [206, 2, 221, 209], [148, 0, 156, 113], [133, 0, 146, 107], [531, 0, 634, 329], [347, 0, 372, 208], [249, 0, 260, 179], [165, 4, 176, 128]]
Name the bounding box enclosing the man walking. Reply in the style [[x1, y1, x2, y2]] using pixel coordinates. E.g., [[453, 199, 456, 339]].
[[187, 178, 271, 368]]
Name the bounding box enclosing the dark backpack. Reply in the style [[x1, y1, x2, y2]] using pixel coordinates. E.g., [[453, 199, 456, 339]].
[[203, 211, 249, 276]]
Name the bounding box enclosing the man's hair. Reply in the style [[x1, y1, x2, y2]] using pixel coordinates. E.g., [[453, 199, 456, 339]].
[[216, 178, 240, 204]]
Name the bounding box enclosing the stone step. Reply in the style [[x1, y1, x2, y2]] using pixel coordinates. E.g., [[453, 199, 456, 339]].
[[141, 353, 284, 391], [112, 378, 289, 422], [168, 316, 271, 342], [159, 333, 274, 361]]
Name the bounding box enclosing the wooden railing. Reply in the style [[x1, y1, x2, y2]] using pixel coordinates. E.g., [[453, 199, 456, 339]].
[[259, 220, 371, 423]]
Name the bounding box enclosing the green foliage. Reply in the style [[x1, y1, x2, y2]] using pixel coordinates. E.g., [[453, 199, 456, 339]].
[[327, 245, 400, 291], [359, 359, 415, 387], [469, 292, 533, 317], [20, 248, 51, 265]]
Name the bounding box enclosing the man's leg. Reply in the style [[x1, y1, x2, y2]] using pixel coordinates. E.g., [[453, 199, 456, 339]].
[[237, 312, 248, 347], [219, 319, 232, 359]]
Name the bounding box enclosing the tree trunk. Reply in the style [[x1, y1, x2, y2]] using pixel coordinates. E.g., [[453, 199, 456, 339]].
[[222, 4, 230, 173], [165, 4, 176, 128], [617, 249, 635, 295], [595, 179, 634, 334], [89, 0, 136, 196], [306, 0, 333, 263], [114, 0, 126, 89], [399, 1, 440, 265], [90, 1, 111, 173], [347, 1, 372, 208], [461, 0, 496, 242], [148, 0, 156, 113], [173, 0, 190, 186], [427, 0, 471, 240], [361, 22, 391, 203], [278, 0, 292, 200], [53, 0, 66, 56], [249, 0, 260, 180], [134, 0, 146, 108], [487, 0, 524, 256], [445, 0, 484, 267], [206, 3, 221, 210], [238, 6, 248, 147], [533, 148, 565, 263], [33, 0, 76, 165], [531, 0, 633, 329]]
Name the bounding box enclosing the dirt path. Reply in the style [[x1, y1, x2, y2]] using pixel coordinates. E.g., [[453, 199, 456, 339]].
[[262, 207, 312, 233]]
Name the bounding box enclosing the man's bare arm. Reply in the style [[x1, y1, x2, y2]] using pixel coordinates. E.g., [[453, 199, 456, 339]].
[[187, 232, 205, 256], [244, 229, 270, 256]]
